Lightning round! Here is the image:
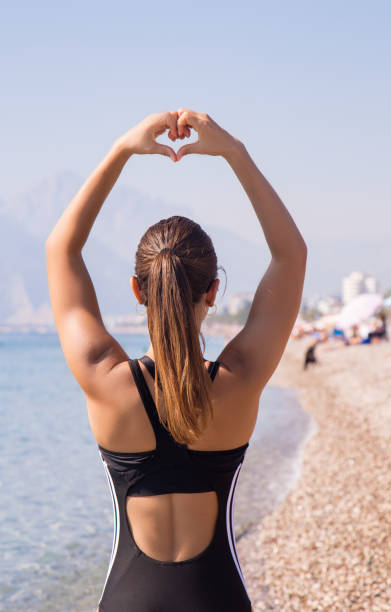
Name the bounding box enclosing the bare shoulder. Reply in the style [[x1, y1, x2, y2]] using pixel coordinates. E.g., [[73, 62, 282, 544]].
[[85, 358, 155, 450], [214, 345, 264, 399], [85, 357, 136, 409], [206, 352, 263, 445]]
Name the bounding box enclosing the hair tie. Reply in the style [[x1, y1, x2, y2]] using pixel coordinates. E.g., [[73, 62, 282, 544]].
[[159, 247, 176, 255]]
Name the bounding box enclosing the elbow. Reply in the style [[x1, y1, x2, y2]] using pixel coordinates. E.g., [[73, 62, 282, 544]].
[[45, 233, 62, 254], [289, 239, 307, 263], [297, 238, 308, 260], [291, 241, 308, 270], [45, 230, 60, 250], [300, 244, 308, 269], [275, 235, 308, 263], [45, 235, 55, 251]]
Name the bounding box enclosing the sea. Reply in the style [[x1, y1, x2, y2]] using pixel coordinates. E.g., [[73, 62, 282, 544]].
[[0, 332, 316, 611]]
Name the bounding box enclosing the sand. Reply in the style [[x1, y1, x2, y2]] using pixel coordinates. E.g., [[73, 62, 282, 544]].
[[237, 336, 391, 611]]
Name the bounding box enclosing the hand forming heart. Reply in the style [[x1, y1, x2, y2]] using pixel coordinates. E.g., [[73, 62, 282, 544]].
[[115, 109, 239, 162]]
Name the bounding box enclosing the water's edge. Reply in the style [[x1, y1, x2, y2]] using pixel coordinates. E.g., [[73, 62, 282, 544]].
[[235, 384, 316, 542]]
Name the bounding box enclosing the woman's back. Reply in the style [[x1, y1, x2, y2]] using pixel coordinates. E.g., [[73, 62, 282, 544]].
[[92, 353, 256, 611], [87, 348, 261, 449]]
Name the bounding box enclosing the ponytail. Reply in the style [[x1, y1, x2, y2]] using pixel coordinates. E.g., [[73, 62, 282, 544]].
[[134, 215, 221, 445], [147, 248, 213, 445]]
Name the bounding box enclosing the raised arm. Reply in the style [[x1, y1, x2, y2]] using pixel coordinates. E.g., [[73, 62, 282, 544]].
[[176, 109, 307, 392], [45, 112, 180, 399], [222, 142, 307, 391]]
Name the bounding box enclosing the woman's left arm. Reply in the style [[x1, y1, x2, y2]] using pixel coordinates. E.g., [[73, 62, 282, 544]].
[[45, 111, 181, 399]]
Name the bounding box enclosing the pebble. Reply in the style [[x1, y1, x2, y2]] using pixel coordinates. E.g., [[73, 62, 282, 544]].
[[237, 337, 391, 611]]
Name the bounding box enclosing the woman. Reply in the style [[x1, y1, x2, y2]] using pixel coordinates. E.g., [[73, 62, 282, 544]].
[[46, 109, 307, 611]]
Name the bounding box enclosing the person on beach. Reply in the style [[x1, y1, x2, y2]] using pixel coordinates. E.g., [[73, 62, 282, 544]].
[[367, 313, 388, 342], [304, 342, 318, 369], [45, 109, 307, 611]]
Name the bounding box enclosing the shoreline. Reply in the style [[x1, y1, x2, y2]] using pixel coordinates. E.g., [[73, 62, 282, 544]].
[[238, 336, 391, 611], [235, 383, 316, 543], [0, 321, 242, 340]]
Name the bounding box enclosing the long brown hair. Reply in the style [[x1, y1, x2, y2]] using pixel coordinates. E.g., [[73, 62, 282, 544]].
[[134, 215, 220, 445]]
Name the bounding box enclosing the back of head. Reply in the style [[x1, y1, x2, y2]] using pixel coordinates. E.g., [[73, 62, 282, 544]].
[[134, 215, 219, 445]]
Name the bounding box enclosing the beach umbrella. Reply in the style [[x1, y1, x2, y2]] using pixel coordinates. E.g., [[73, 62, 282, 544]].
[[335, 293, 384, 330]]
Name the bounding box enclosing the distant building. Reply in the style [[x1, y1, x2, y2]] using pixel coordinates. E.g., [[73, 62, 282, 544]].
[[316, 295, 341, 315], [342, 271, 380, 305], [364, 275, 380, 294]]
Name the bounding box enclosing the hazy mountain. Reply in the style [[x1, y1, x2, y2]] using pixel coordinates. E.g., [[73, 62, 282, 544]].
[[1, 171, 387, 327], [0, 172, 270, 326]]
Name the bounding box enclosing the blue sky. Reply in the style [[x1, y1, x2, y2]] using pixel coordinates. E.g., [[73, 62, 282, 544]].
[[2, 1, 390, 297]]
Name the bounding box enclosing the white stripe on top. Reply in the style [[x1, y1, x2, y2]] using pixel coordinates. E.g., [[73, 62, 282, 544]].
[[99, 458, 120, 604], [226, 462, 248, 595]]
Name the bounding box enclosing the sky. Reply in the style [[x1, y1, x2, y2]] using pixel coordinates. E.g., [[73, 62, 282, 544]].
[[2, 0, 390, 299]]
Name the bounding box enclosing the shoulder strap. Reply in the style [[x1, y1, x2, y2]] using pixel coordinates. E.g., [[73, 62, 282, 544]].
[[209, 360, 221, 381], [127, 359, 166, 443], [139, 355, 162, 389]]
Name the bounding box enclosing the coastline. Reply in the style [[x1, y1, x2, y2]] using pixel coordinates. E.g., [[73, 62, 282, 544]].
[[238, 336, 391, 611], [0, 320, 242, 339]]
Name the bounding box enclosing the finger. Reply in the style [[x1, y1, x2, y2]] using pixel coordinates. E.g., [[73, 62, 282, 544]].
[[153, 143, 177, 162], [178, 125, 191, 139], [153, 111, 178, 142], [177, 107, 194, 120], [167, 111, 179, 140], [177, 110, 201, 137], [176, 141, 201, 161]]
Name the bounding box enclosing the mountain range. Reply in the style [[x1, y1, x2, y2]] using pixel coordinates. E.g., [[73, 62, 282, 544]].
[[0, 171, 270, 326]]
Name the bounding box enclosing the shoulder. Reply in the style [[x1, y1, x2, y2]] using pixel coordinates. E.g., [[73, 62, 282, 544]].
[[214, 346, 264, 394], [85, 358, 138, 412], [207, 352, 263, 413]]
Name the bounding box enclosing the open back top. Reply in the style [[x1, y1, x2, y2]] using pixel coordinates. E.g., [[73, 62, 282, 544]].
[[97, 355, 252, 612]]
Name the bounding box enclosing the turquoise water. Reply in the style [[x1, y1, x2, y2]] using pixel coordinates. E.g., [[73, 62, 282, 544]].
[[0, 332, 314, 611]]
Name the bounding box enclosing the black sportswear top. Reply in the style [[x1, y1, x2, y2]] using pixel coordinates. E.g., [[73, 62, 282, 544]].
[[97, 355, 252, 612]]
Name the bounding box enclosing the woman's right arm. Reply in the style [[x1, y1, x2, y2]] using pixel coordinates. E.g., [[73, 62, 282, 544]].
[[176, 109, 307, 392]]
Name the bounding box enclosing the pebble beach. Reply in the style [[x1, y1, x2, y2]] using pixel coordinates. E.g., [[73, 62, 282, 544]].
[[238, 336, 391, 611]]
